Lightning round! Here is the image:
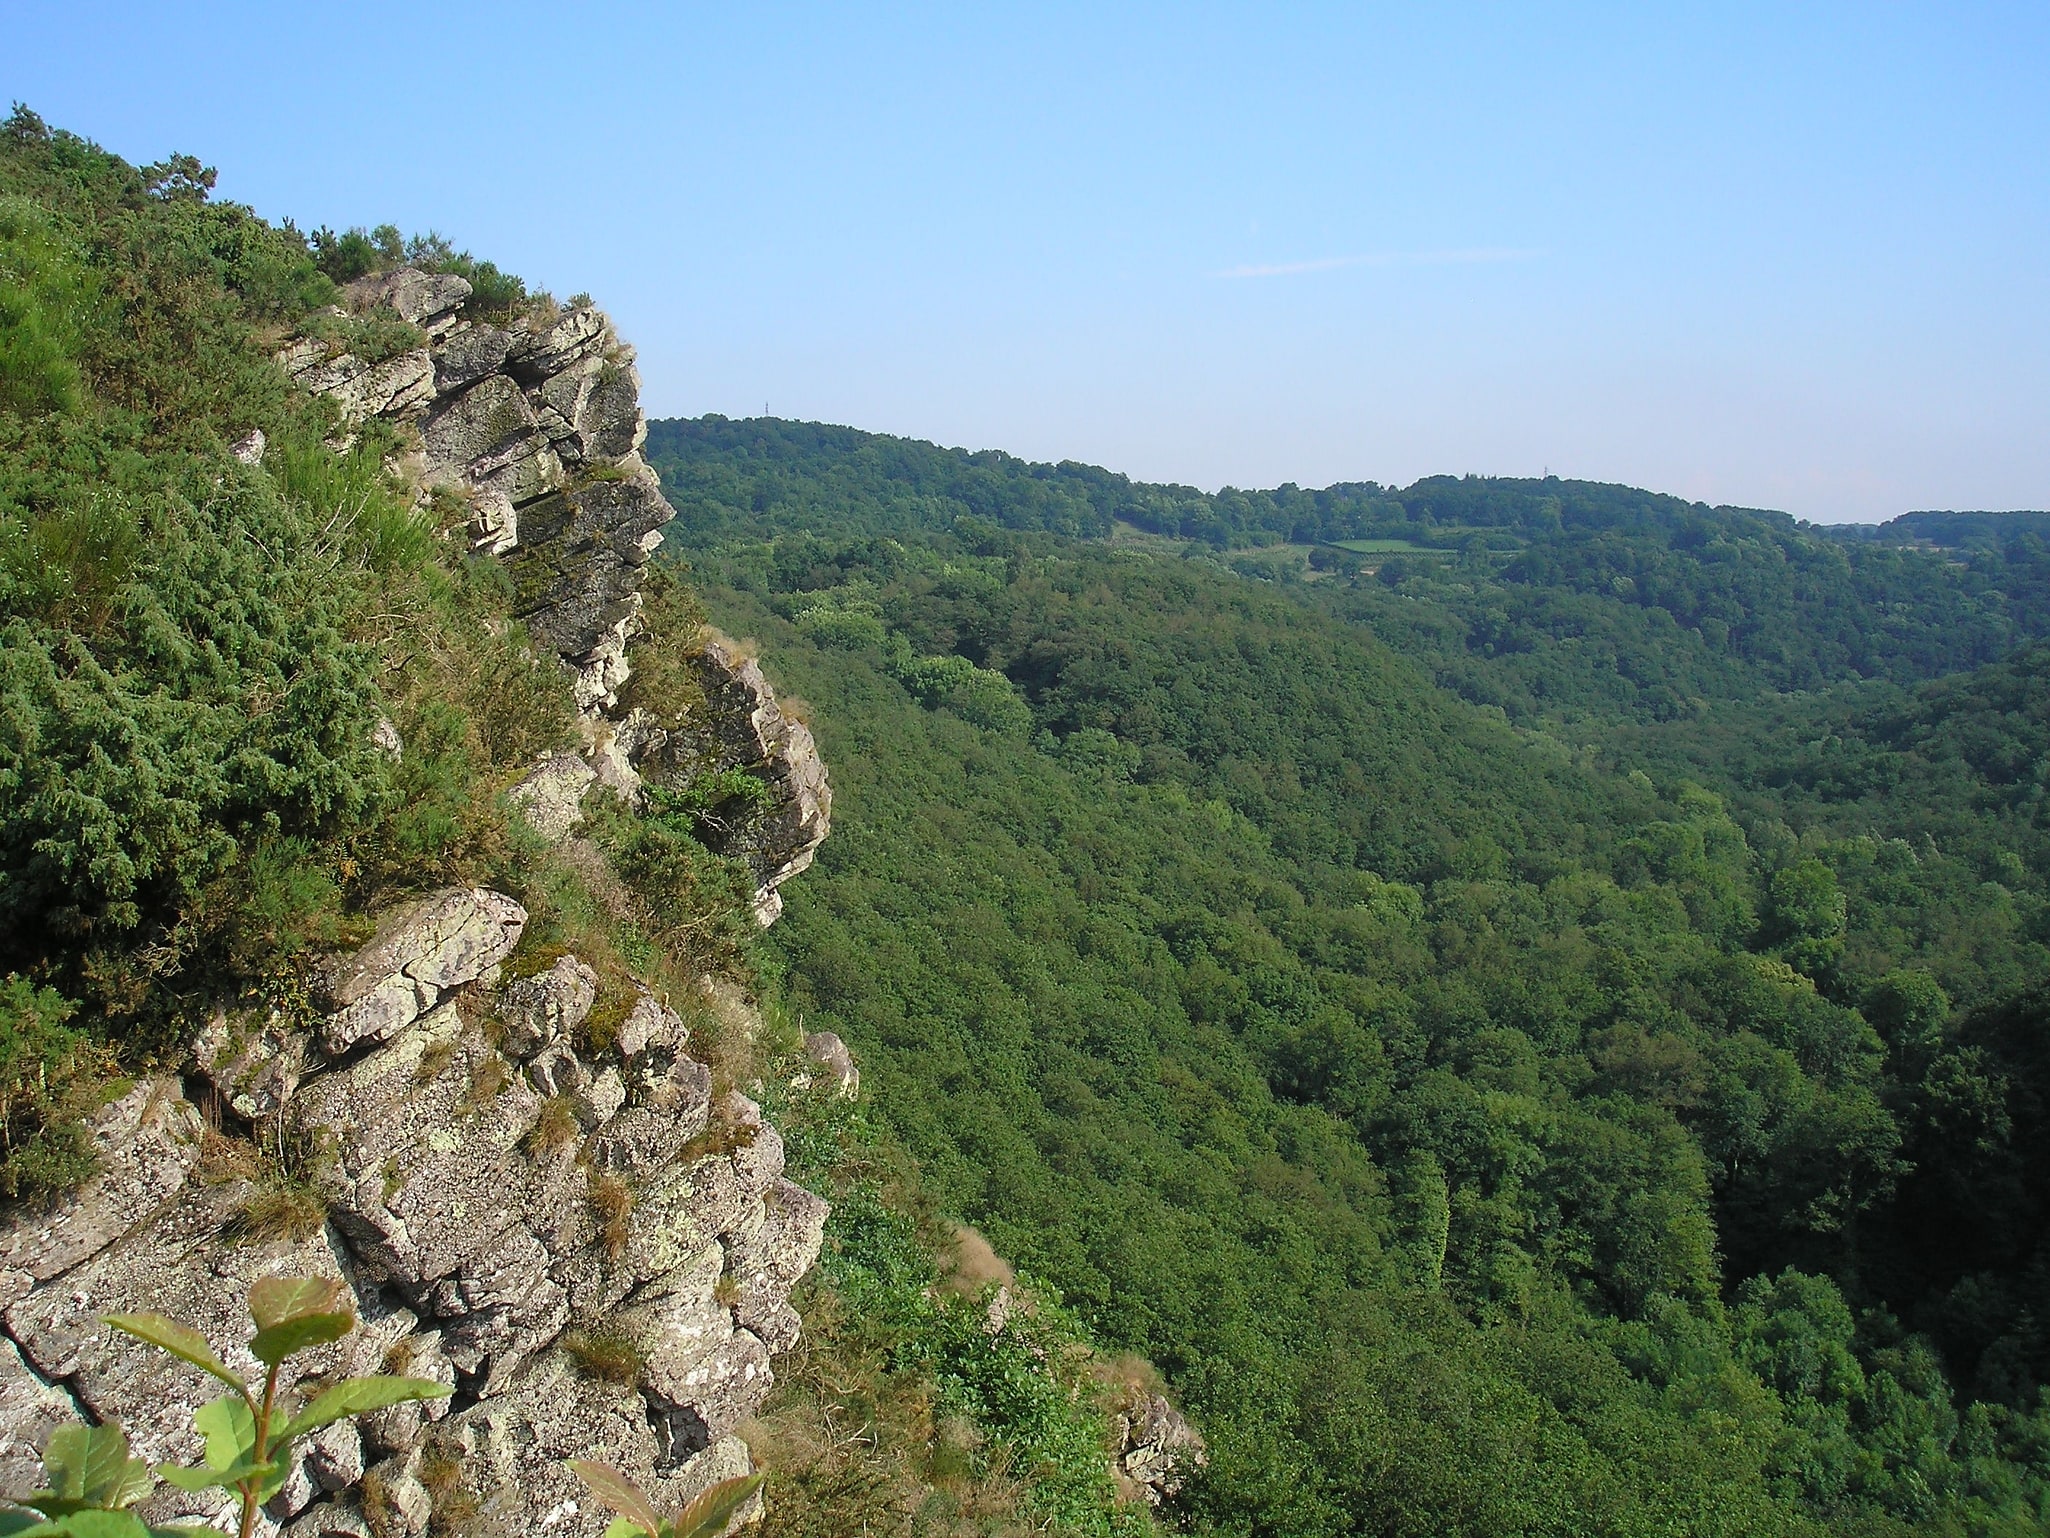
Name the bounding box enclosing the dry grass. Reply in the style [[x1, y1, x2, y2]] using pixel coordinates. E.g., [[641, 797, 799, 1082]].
[[458, 1049, 512, 1113], [226, 1179, 328, 1245], [942, 1226, 1016, 1296], [736, 1281, 1044, 1538], [588, 1170, 633, 1259], [525, 1094, 580, 1156], [418, 1443, 481, 1536], [562, 1326, 643, 1384]]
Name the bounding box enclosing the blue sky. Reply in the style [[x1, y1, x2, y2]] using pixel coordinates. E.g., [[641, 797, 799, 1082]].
[[9, 2, 2047, 521]]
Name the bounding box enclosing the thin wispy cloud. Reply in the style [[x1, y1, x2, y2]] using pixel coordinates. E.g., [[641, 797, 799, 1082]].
[[1215, 247, 1545, 279]]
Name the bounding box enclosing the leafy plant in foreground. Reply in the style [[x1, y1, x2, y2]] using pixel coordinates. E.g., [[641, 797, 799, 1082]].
[[0, 1422, 197, 1536], [568, 1459, 764, 1538], [1, 1275, 449, 1538]]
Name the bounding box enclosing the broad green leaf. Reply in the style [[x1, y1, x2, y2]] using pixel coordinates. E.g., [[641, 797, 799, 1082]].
[[600, 1521, 651, 1538], [671, 1473, 763, 1538], [246, 1277, 349, 1333], [151, 1459, 273, 1496], [99, 1317, 242, 1393], [33, 1424, 150, 1515], [275, 1376, 451, 1445], [566, 1460, 663, 1538], [0, 1511, 46, 1535], [247, 1310, 354, 1368], [191, 1396, 258, 1473], [36, 1513, 155, 1538]]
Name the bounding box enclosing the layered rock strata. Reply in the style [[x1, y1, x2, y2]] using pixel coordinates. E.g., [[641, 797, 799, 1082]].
[[279, 268, 828, 924], [0, 889, 828, 1536]]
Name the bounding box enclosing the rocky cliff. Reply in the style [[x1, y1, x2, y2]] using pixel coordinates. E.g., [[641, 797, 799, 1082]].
[[278, 266, 829, 925], [0, 272, 839, 1535]]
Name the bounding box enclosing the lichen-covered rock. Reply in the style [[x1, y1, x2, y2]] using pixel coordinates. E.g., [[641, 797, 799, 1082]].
[[0, 1334, 75, 1497], [4, 1178, 352, 1524], [507, 751, 597, 843], [1117, 1393, 1207, 1504], [294, 1007, 546, 1288], [665, 634, 832, 925], [0, 1080, 203, 1306], [498, 954, 599, 1057], [799, 1030, 860, 1098], [281, 346, 436, 426], [343, 269, 471, 332], [193, 1010, 308, 1121], [431, 322, 512, 394], [315, 888, 526, 1055], [506, 306, 610, 383]]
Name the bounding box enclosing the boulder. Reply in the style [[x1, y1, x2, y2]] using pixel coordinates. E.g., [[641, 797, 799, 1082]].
[[800, 1031, 860, 1098], [663, 634, 832, 926], [431, 323, 513, 394], [344, 269, 472, 332], [315, 888, 526, 1055], [498, 954, 599, 1057], [506, 307, 610, 383], [507, 752, 597, 844], [193, 1010, 309, 1122]]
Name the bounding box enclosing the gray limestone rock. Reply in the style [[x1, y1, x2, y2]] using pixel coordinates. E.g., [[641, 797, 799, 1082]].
[[292, 1006, 546, 1287], [800, 1031, 860, 1098], [506, 307, 610, 383], [616, 994, 681, 1060], [4, 1178, 350, 1489], [229, 427, 267, 465], [315, 888, 526, 1056], [0, 1080, 203, 1306], [665, 634, 832, 926], [344, 269, 472, 332], [499, 954, 599, 1058], [507, 751, 596, 844], [432, 1353, 733, 1538], [725, 1178, 829, 1350], [0, 1333, 75, 1498], [587, 1055, 712, 1180], [431, 322, 513, 394], [420, 375, 539, 480], [192, 1009, 308, 1122]]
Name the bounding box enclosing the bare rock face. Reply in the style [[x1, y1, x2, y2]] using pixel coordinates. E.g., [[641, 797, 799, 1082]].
[[663, 634, 833, 925], [1115, 1393, 1207, 1505], [0, 1082, 203, 1307], [0, 894, 827, 1538], [276, 273, 671, 716], [314, 887, 527, 1055]]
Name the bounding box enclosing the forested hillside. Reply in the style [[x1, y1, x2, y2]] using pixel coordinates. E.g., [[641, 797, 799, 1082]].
[[648, 415, 2050, 1536]]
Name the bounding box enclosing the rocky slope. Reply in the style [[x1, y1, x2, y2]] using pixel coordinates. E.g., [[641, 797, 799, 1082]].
[[0, 272, 838, 1535]]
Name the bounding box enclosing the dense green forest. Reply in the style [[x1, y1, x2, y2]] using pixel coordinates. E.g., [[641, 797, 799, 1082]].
[[647, 415, 2050, 1535]]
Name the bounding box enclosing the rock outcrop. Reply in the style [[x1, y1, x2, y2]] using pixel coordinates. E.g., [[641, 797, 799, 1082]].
[[281, 269, 829, 924], [0, 889, 825, 1535]]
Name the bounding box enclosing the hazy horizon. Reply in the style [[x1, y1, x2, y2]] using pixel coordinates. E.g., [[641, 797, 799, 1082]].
[[11, 2, 2046, 524]]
